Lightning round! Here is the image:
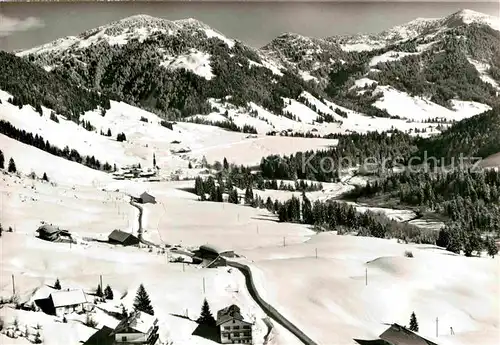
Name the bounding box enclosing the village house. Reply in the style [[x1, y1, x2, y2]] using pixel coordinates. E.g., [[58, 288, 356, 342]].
[[36, 224, 73, 243], [354, 323, 439, 345], [49, 289, 88, 317], [108, 230, 140, 246], [216, 305, 253, 344], [137, 191, 156, 204], [83, 311, 159, 345]]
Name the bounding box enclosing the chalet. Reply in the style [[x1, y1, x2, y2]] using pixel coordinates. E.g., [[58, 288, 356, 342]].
[[83, 311, 159, 345], [138, 192, 156, 204], [36, 224, 73, 243], [49, 289, 88, 317], [354, 323, 439, 345], [108, 230, 140, 246], [113, 311, 159, 344], [216, 305, 252, 344]]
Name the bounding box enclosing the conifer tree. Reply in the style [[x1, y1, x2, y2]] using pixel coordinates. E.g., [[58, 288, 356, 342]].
[[486, 237, 498, 258], [104, 285, 114, 300], [96, 284, 103, 297], [223, 157, 229, 170], [8, 158, 16, 173], [301, 191, 313, 224], [0, 150, 4, 169], [133, 284, 154, 315], [197, 298, 216, 326], [107, 128, 111, 137], [409, 312, 419, 332], [228, 188, 239, 204], [42, 172, 49, 182], [244, 185, 254, 205], [54, 278, 61, 290]]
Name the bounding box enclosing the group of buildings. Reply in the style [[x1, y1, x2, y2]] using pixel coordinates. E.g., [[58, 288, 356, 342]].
[[34, 287, 253, 344], [112, 165, 158, 181]]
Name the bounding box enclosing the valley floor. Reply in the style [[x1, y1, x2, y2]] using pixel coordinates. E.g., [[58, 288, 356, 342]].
[[0, 173, 497, 345]]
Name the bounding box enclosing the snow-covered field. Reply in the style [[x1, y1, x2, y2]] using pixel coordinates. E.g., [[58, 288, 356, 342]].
[[0, 174, 302, 345], [0, 156, 497, 345], [241, 234, 499, 345], [373, 85, 491, 122]]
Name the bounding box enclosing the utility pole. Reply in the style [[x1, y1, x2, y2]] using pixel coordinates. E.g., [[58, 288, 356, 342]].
[[283, 237, 286, 247], [315, 248, 318, 259], [12, 275, 15, 295], [436, 317, 439, 337], [203, 277, 206, 295], [365, 268, 368, 286], [100, 275, 103, 290]]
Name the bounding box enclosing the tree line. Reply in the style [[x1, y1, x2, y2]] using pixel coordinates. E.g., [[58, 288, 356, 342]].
[[346, 169, 500, 256], [184, 116, 257, 134], [0, 52, 110, 123], [0, 120, 114, 172]]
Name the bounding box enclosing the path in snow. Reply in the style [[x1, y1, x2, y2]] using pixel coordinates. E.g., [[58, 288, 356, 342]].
[[227, 260, 318, 345]]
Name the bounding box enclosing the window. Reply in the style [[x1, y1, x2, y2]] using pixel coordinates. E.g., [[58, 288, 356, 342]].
[[121, 336, 127, 341], [243, 332, 251, 336], [233, 326, 240, 330], [224, 326, 230, 330], [243, 325, 251, 329]]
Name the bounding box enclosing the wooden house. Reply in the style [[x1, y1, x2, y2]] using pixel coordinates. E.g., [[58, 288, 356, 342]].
[[112, 311, 159, 344], [83, 311, 159, 345], [354, 323, 439, 345], [49, 289, 88, 317], [108, 230, 140, 246]]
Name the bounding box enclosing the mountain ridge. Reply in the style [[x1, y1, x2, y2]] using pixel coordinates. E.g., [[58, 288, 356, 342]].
[[6, 9, 500, 125]]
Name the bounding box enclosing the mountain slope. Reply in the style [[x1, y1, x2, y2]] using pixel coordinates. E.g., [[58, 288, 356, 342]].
[[15, 15, 306, 119], [0, 51, 110, 121], [417, 106, 500, 164], [6, 9, 498, 135], [264, 9, 500, 110]]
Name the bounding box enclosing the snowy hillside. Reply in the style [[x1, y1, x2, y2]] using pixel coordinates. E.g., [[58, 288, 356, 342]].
[[330, 9, 500, 52]]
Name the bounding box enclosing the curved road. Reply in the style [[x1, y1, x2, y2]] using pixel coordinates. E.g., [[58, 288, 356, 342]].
[[129, 198, 158, 247], [227, 260, 318, 345], [128, 196, 317, 345]]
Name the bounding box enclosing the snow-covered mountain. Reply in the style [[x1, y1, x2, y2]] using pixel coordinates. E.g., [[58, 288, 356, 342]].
[[329, 9, 500, 52], [17, 15, 235, 58], [6, 9, 500, 135], [263, 9, 500, 92]]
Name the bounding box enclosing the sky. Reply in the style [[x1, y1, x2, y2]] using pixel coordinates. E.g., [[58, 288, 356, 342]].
[[0, 1, 498, 51]]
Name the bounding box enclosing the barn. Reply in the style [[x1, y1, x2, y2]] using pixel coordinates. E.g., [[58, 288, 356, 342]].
[[138, 192, 156, 204], [197, 244, 235, 259], [108, 230, 140, 246]]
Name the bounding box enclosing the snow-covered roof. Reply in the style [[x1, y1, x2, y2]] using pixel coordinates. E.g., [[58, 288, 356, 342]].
[[37, 224, 60, 235], [114, 311, 157, 334], [199, 244, 233, 255], [216, 305, 249, 326], [50, 289, 87, 308], [108, 229, 137, 243]]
